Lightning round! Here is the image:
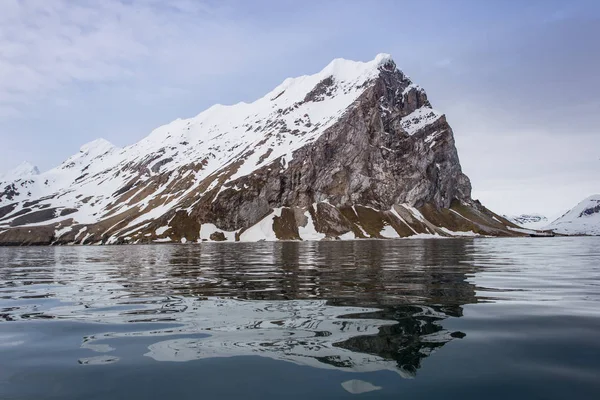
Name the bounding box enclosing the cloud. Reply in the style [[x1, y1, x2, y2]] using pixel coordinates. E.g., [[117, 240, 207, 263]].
[[0, 0, 361, 121], [1, 1, 133, 113], [456, 120, 600, 216], [0, 105, 20, 119], [0, 0, 262, 118]]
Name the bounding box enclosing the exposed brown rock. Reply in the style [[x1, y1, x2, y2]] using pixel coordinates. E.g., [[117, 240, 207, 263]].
[[209, 231, 226, 241], [0, 224, 56, 245], [273, 208, 301, 240], [0, 203, 17, 220], [10, 208, 59, 227]]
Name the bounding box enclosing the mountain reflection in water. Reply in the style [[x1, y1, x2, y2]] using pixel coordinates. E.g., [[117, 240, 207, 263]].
[[0, 240, 478, 377]]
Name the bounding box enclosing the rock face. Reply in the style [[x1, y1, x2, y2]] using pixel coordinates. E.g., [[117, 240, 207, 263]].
[[545, 195, 600, 236], [0, 54, 523, 245]]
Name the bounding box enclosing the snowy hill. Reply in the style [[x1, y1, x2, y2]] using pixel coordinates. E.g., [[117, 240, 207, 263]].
[[0, 54, 523, 245], [0, 161, 40, 182], [545, 195, 600, 236], [504, 214, 549, 230]]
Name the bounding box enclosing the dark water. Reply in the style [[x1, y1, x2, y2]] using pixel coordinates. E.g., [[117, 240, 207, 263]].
[[1, 238, 599, 399]]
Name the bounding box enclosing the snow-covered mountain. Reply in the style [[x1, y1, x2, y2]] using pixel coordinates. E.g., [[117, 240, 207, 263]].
[[0, 54, 524, 245], [545, 195, 600, 236], [0, 161, 40, 182], [503, 214, 549, 230]]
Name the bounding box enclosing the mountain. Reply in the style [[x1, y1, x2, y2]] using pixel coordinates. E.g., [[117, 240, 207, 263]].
[[545, 195, 600, 236], [0, 161, 40, 182], [504, 214, 549, 230], [0, 54, 524, 245]]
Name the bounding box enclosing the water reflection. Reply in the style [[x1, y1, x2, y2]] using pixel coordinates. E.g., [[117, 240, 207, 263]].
[[0, 240, 478, 377]]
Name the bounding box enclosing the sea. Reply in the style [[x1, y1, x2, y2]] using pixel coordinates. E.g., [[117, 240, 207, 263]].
[[1, 237, 599, 399]]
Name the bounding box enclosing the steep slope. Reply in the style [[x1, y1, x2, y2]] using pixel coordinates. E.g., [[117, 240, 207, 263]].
[[545, 195, 600, 236], [504, 214, 549, 230], [0, 54, 523, 245]]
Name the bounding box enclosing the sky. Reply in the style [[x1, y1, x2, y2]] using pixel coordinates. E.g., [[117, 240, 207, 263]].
[[0, 0, 598, 218]]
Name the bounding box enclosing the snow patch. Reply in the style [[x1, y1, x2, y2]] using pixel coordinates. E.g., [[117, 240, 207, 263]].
[[406, 233, 444, 239], [400, 108, 442, 135], [438, 227, 479, 237], [155, 226, 170, 236], [298, 210, 326, 241], [54, 225, 73, 239], [200, 223, 237, 241], [380, 225, 400, 238], [389, 206, 418, 235], [338, 231, 356, 240], [239, 208, 283, 242]]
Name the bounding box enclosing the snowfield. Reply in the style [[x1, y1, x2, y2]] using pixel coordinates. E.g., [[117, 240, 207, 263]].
[[545, 195, 600, 236]]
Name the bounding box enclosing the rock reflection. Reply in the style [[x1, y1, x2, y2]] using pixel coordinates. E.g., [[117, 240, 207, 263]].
[[0, 239, 478, 377], [136, 299, 462, 378], [334, 304, 466, 377]]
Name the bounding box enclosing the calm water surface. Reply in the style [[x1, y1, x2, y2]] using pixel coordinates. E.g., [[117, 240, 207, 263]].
[[1, 238, 599, 399]]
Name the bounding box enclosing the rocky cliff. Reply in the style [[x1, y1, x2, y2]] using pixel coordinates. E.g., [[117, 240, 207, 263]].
[[0, 54, 523, 245]]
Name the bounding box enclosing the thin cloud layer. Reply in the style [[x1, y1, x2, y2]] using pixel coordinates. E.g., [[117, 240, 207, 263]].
[[0, 0, 251, 117]]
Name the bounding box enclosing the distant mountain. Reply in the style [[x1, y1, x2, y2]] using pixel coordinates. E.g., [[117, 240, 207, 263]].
[[0, 54, 525, 245], [0, 161, 40, 182], [545, 195, 600, 236], [504, 214, 549, 230]]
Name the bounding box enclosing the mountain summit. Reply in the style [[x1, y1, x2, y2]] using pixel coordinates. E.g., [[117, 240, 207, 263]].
[[0, 54, 523, 245]]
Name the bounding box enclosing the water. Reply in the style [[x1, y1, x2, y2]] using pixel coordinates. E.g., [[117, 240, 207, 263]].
[[0, 237, 599, 399]]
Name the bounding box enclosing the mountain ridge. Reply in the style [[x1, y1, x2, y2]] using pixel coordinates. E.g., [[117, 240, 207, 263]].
[[545, 195, 600, 236], [503, 214, 549, 230], [0, 54, 525, 245]]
